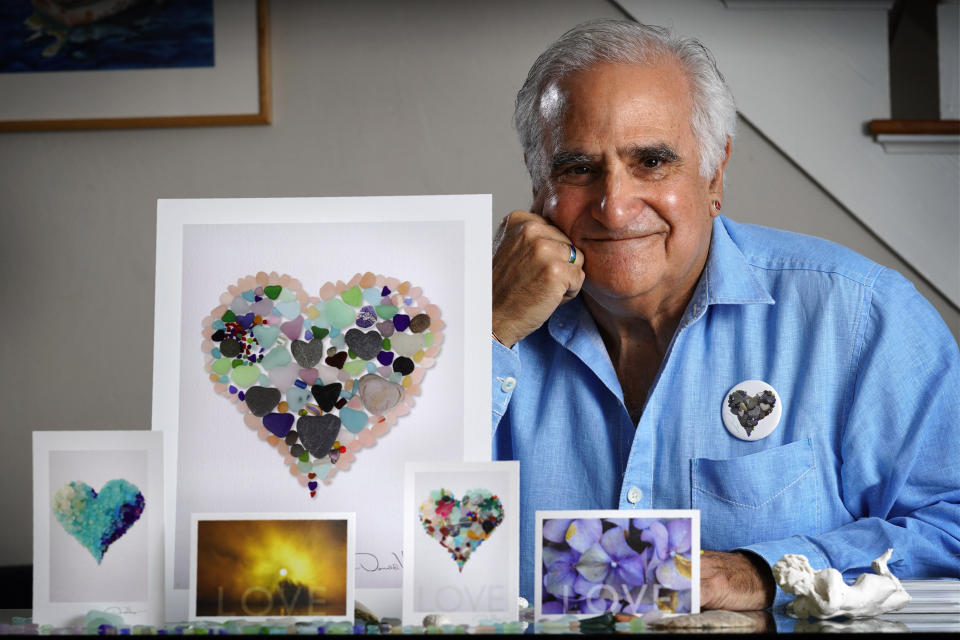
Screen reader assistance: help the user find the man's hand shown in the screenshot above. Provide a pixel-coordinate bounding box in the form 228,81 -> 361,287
701,550 -> 776,611
492,210 -> 585,347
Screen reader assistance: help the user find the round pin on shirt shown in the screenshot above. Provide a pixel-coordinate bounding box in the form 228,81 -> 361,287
722,379 -> 781,441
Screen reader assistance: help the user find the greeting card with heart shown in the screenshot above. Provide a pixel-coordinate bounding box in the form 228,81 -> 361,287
203,271 -> 443,496
155,196 -> 490,620
403,462 -> 519,626
33,430 -> 164,627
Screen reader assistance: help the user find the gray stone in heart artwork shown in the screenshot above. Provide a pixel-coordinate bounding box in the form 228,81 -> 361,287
244,386 -> 281,417
727,389 -> 777,436
345,328 -> 383,361
290,337 -> 324,368
297,414 -> 342,459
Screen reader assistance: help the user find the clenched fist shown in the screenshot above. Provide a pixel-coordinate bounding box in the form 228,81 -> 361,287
492,210 -> 586,348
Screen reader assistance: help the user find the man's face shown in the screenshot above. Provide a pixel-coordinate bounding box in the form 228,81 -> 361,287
537,60 -> 725,307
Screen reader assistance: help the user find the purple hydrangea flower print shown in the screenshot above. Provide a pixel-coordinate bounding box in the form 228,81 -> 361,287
541,516 -> 696,616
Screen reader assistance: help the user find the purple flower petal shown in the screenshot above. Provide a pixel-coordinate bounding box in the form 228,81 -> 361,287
641,521 -> 670,560
543,546 -> 578,567
666,519 -> 692,554
641,546 -> 662,583
541,600 -> 567,615
599,526 -> 634,559
544,560 -> 577,598
566,518 -> 603,552
574,572 -> 604,597
655,557 -> 692,591
574,542 -> 611,583
542,518 -> 573,543
612,553 -> 648,587
631,517 -> 661,530
605,517 -> 630,529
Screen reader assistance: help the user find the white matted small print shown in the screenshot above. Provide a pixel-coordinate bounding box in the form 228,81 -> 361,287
189,513 -> 355,622
402,461 -> 519,626
32,430 -> 164,627
152,196 -> 491,620
535,510 -> 700,619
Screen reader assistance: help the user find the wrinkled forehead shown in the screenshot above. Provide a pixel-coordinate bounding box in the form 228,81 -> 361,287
537,59 -> 695,144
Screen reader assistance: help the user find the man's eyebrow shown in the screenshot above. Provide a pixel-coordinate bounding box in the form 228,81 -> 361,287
626,143 -> 680,163
550,150 -> 598,169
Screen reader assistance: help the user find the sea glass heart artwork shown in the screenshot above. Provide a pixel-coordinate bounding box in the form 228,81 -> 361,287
203,272 -> 444,497
419,488 -> 504,572
51,479 -> 145,564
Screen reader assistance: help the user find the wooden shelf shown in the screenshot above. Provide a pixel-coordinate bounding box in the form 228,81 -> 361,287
868,120 -> 960,153
868,120 -> 960,135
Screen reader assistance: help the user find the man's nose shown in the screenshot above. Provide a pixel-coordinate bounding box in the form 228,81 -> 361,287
595,164 -> 641,230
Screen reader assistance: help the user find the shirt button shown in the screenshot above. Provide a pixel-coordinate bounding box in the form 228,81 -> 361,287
626,486 -> 643,504
501,377 -> 516,392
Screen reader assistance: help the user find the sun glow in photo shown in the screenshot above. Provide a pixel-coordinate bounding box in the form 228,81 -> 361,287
195,519 -> 348,617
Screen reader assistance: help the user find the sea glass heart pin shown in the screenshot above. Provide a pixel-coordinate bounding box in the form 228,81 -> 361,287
722,379 -> 782,441
52,479 -> 145,564
203,272 -> 444,497
419,488 -> 504,572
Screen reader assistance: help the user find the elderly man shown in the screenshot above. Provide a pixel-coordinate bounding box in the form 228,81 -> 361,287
492,20 -> 960,611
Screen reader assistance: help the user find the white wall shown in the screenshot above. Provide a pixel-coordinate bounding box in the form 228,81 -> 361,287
0,0 -> 956,569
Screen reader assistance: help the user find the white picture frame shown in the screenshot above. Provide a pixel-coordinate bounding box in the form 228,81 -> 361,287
534,509 -> 700,619
32,430 -> 164,627
189,512 -> 355,622
402,461 -> 519,626
152,195 -> 491,621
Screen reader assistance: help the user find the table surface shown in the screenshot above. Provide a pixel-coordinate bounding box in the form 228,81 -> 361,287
2,607 -> 959,634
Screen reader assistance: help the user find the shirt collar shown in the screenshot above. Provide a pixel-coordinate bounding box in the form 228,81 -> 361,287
700,215 -> 776,307
549,296 -> 624,403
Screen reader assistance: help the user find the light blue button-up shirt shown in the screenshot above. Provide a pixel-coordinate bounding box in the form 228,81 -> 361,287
492,215 -> 960,603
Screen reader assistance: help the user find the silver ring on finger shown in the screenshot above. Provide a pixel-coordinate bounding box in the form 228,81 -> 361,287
568,243 -> 577,264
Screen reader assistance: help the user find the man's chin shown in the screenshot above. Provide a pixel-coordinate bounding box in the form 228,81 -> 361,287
581,274 -> 661,302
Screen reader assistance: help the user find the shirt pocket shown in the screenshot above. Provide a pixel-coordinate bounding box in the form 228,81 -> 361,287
691,438 -> 819,550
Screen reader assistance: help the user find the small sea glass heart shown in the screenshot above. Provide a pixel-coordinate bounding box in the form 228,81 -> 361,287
51,479 -> 145,564
419,488 -> 504,572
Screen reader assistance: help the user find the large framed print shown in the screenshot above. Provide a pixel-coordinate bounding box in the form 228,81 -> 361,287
32,430 -> 164,627
189,513 -> 355,622
0,0 -> 270,132
153,195 -> 491,620
402,462 -> 519,626
535,510 -> 700,619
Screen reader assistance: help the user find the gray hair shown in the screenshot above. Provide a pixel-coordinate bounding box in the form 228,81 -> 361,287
514,19 -> 737,189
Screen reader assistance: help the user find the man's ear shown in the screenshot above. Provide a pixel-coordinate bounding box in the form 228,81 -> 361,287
525,152 -> 547,215
708,137 -> 732,217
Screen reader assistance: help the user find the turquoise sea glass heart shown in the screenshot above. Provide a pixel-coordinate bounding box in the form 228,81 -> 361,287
51,479 -> 145,564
